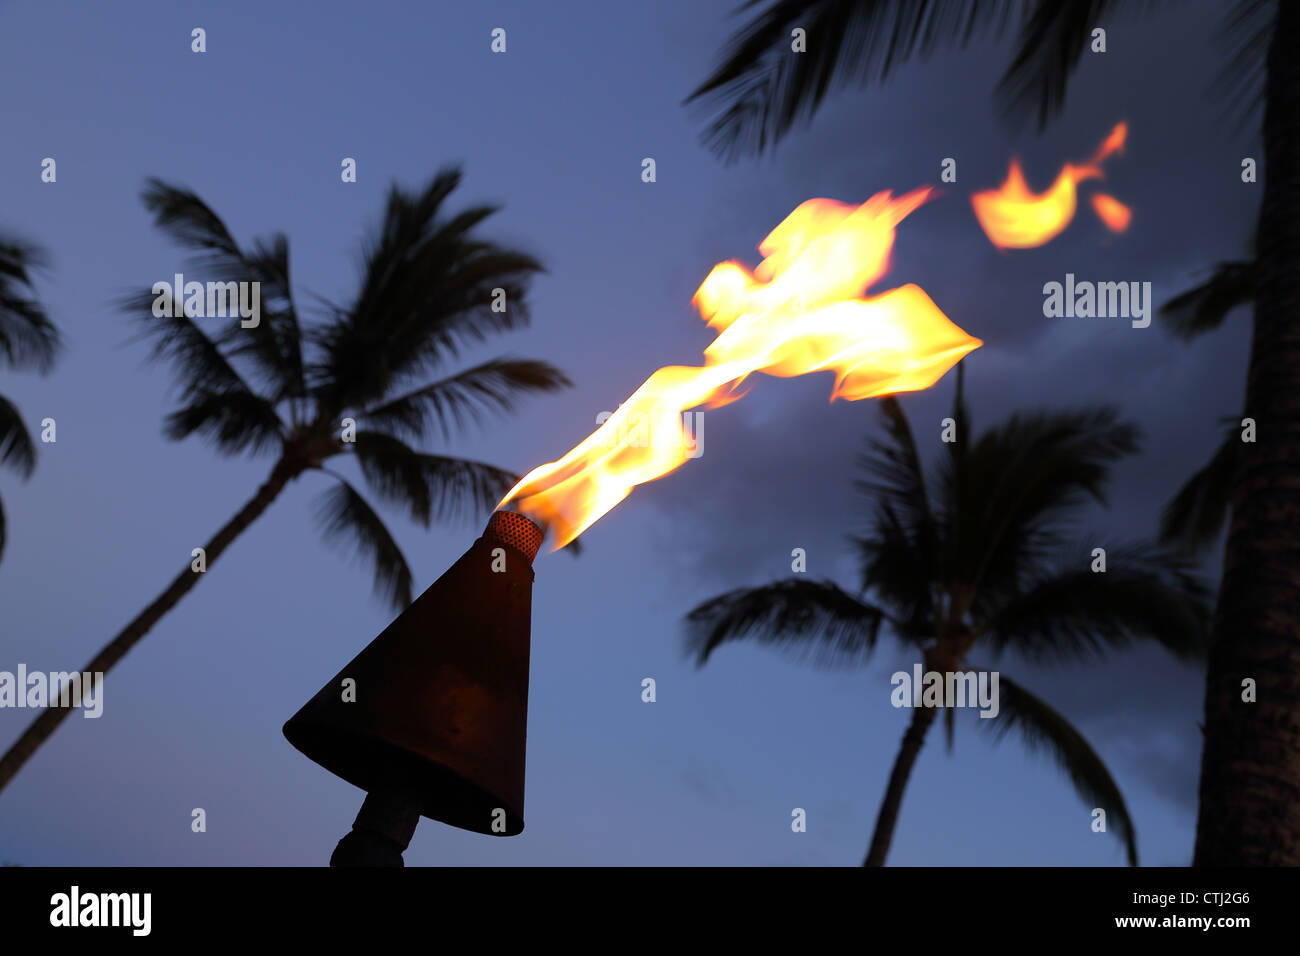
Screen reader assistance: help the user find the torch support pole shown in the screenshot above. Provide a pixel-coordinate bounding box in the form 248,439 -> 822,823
329,790 -> 421,867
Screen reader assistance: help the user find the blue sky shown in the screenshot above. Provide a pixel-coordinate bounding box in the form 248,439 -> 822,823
0,0 -> 1254,865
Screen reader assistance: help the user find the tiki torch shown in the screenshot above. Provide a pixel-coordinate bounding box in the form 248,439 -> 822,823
283,510 -> 543,866
284,184 -> 987,864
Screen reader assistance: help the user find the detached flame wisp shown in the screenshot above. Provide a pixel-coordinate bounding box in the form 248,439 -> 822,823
971,121 -> 1129,249
500,188 -> 982,549
1089,192 -> 1132,232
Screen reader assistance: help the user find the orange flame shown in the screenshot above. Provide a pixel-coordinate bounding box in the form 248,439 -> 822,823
1090,193 -> 1132,232
971,121 -> 1128,249
499,188 -> 982,549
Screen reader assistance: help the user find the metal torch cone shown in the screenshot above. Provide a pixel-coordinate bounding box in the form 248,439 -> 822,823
283,510 -> 543,864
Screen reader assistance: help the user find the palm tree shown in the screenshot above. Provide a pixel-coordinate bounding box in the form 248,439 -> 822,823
0,234 -> 60,563
687,0 -> 1298,867
0,168 -> 573,795
684,365 -> 1211,865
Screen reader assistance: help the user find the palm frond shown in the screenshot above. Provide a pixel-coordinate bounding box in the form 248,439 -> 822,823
0,236 -> 60,373
1158,422 -> 1238,552
853,501 -> 934,642
215,233 -> 308,405
947,357 -> 971,453
1159,260 -> 1254,341
312,475 -> 414,612
118,290 -> 262,406
940,359 -> 970,589
362,358 -> 571,443
162,388 -> 285,455
1210,0 -> 1272,133
359,170 -> 466,310
140,178 -> 248,265
858,395 -> 933,536
684,577 -> 885,667
140,178 -> 254,282
981,541 -> 1212,664
685,0 -> 1017,162
141,181 -> 307,405
0,394 -> 36,479
352,430 -> 520,527
313,170 -> 546,412
979,672 -> 1138,865
327,246 -> 542,405
995,1 -> 1130,130
855,395 -> 939,634
944,405 -> 1140,602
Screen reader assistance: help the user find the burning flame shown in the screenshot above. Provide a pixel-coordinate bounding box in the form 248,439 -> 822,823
1089,193 -> 1132,233
499,188 -> 982,549
971,122 -> 1128,249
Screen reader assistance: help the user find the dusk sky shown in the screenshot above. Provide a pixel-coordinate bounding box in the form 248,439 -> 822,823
0,0 -> 1255,865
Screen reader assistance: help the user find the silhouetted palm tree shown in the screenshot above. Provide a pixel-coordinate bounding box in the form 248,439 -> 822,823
684,366 -> 1211,865
0,234 -> 60,562
688,0 -> 1297,867
0,168 -> 572,794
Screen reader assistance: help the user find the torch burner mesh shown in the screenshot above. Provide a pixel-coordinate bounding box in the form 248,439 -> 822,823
485,510 -> 543,564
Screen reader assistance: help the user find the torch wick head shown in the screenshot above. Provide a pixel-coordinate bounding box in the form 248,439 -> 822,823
484,510 -> 544,565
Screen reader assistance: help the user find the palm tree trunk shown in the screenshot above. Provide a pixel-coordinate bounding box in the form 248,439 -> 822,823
0,458 -> 300,795
864,703 -> 939,866
1194,0 -> 1300,866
